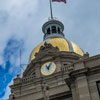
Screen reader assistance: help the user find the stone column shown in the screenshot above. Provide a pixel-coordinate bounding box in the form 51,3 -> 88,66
75,75 -> 91,100
71,83 -> 78,100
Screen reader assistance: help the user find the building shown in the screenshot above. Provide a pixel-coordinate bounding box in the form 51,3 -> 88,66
8,18 -> 100,100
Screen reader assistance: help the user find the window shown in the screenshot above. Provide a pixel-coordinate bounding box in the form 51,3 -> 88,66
97,81 -> 100,96
52,26 -> 56,33
58,27 -> 60,33
47,28 -> 50,34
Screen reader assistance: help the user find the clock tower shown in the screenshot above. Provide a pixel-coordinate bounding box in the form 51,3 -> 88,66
9,18 -> 100,100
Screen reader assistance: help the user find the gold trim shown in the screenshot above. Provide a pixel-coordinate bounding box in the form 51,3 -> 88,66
71,41 -> 84,56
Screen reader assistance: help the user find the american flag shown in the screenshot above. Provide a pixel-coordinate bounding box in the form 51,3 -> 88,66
52,0 -> 67,4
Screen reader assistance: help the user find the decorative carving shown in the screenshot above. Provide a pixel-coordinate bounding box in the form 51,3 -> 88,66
82,52 -> 89,59
40,42 -> 53,50
35,42 -> 59,57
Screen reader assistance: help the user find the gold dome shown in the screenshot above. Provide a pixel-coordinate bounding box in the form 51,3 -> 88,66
30,37 -> 84,61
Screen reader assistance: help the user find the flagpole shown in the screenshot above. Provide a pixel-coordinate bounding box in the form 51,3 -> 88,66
49,0 -> 53,19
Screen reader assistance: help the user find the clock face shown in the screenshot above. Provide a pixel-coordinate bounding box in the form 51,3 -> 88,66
41,62 -> 56,76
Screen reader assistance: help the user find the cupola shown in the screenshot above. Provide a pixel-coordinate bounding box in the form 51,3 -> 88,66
42,19 -> 65,40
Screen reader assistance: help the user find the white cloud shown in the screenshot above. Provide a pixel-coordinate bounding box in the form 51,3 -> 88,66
0,0 -> 39,66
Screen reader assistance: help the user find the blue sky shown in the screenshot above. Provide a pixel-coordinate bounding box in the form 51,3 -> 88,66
0,0 -> 100,99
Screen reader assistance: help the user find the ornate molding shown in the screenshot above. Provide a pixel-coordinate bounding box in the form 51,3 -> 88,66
35,42 -> 59,57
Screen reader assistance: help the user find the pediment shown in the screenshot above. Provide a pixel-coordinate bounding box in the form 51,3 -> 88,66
34,42 -> 59,60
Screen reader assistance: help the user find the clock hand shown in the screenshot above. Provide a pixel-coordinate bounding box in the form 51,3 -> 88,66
49,63 -> 52,67
47,63 -> 52,70
46,65 -> 50,70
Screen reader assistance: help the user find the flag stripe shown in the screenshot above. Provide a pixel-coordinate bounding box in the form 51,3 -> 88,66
52,0 -> 67,3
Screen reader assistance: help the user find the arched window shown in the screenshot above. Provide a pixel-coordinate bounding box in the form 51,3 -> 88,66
47,28 -> 50,34
52,26 -> 56,33
58,27 -> 60,33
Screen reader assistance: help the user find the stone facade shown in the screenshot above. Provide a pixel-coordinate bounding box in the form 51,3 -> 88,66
8,43 -> 100,100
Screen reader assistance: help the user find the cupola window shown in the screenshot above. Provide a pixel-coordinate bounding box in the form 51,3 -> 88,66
52,26 -> 56,33
47,28 -> 50,34
58,27 -> 61,33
